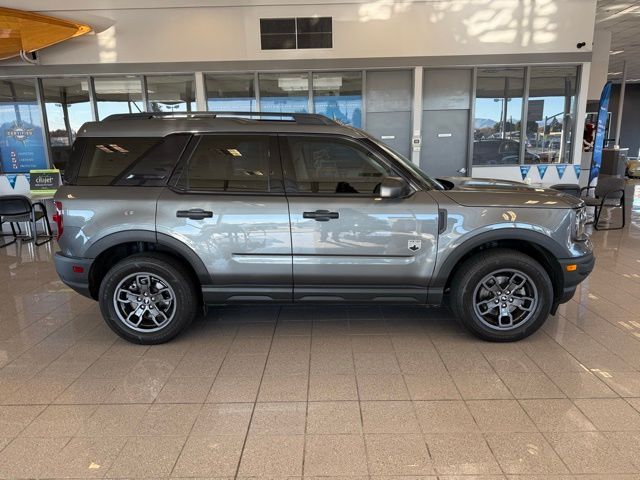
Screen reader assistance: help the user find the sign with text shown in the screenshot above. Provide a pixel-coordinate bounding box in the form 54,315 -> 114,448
0,104 -> 48,173
29,169 -> 61,193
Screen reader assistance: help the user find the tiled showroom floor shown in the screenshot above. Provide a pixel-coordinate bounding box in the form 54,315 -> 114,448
0,182 -> 639,479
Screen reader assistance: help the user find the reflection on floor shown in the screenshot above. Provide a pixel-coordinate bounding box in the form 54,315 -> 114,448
0,181 -> 639,479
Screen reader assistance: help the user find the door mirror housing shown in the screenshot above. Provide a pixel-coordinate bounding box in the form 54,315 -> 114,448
379,177 -> 412,199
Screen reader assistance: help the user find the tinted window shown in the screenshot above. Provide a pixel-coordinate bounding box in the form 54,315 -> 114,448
260,17 -> 332,50
75,137 -> 159,185
296,17 -> 332,49
115,134 -> 190,186
285,136 -> 395,194
260,18 -> 296,50
178,135 -> 272,192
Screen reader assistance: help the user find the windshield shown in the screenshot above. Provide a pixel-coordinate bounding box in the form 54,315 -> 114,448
362,136 -> 444,190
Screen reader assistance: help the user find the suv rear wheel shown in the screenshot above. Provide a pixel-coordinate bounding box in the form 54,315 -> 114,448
450,248 -> 553,341
98,253 -> 199,344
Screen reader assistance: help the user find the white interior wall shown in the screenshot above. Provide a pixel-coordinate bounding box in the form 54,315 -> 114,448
11,0 -> 597,66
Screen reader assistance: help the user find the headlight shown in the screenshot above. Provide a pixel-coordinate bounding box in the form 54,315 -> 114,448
573,207 -> 588,241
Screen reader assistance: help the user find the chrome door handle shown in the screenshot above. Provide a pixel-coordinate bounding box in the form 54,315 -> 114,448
303,210 -> 340,222
176,208 -> 213,220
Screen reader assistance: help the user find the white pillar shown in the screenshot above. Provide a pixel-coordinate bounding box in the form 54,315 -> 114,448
411,67 -> 423,166
587,29 -> 612,100
195,72 -> 207,111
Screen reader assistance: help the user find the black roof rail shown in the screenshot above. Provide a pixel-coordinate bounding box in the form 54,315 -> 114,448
102,111 -> 338,125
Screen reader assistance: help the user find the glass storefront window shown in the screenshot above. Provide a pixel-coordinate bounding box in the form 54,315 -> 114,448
473,68 -> 524,165
313,71 -> 362,127
94,75 -> 144,120
146,74 -> 196,112
205,73 -> 256,112
259,73 -> 309,113
41,78 -> 92,171
0,79 -> 48,173
527,66 -> 578,164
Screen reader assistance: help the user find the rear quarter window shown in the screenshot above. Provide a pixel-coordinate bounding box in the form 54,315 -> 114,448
72,137 -> 160,186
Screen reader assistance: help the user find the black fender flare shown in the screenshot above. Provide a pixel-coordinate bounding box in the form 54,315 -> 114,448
430,228 -> 566,290
84,230 -> 210,285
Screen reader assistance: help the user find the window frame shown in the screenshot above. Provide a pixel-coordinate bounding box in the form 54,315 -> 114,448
278,133 -> 415,197
168,133 -> 284,195
471,64 -> 581,167
259,16 -> 332,50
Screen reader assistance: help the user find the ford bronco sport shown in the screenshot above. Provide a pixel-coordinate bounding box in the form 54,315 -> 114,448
53,112 -> 594,344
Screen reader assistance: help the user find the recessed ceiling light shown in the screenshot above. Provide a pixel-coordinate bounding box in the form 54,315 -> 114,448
610,50 -> 624,55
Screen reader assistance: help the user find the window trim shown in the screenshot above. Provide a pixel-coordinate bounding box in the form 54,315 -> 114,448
278,133 -> 417,197
168,132 -> 284,195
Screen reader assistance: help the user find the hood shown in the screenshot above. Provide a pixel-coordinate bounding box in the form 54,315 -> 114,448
436,176 -> 584,209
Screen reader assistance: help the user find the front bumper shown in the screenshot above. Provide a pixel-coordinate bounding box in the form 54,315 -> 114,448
556,252 -> 595,305
54,252 -> 94,299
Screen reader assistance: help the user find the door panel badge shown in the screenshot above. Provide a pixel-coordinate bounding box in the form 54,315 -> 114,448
408,239 -> 421,252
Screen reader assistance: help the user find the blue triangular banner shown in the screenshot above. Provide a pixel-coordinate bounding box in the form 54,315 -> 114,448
519,165 -> 531,180
6,174 -> 18,189
574,165 -> 581,178
537,164 -> 548,179
24,174 -> 30,184
556,164 -> 567,179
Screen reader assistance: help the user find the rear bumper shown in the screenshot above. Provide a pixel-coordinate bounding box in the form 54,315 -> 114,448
54,252 -> 94,299
556,252 -> 595,305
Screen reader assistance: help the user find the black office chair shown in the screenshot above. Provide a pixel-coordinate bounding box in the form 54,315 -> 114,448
580,176 -> 626,231
0,195 -> 53,247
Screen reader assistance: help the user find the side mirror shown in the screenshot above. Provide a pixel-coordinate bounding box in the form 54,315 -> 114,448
379,176 -> 411,199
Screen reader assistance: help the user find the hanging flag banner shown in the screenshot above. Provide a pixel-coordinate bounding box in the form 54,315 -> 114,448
556,164 -> 567,179
6,174 -> 18,189
537,164 -> 548,179
519,165 -> 531,180
589,81 -> 612,184
574,165 -> 581,179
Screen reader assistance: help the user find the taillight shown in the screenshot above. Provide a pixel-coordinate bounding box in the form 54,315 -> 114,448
53,201 -> 63,240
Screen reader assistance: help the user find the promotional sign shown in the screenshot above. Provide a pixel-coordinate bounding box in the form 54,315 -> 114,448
537,164 -> 548,179
527,100 -> 544,122
556,164 -> 567,179
29,169 -> 61,193
589,81 -> 612,184
0,104 -> 48,173
519,165 -> 531,181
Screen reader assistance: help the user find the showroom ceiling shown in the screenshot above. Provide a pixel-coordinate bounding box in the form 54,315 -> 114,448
597,0 -> 640,81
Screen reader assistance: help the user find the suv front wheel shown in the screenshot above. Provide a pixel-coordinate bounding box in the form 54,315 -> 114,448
450,248 -> 553,341
98,253 -> 199,344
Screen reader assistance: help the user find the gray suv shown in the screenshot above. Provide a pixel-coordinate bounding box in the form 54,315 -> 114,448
53,112 -> 594,344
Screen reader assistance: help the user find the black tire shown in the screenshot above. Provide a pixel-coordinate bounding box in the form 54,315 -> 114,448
98,253 -> 199,344
449,248 -> 553,342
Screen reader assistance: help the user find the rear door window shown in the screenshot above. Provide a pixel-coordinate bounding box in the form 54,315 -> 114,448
74,137 -> 160,186
175,134 -> 276,192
